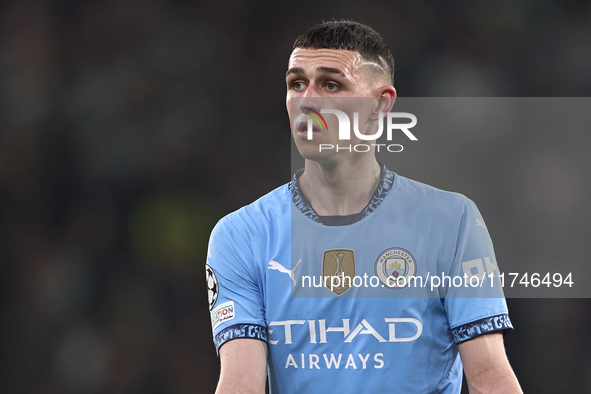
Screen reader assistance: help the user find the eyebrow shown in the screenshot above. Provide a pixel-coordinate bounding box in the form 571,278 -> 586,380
285,66 -> 344,77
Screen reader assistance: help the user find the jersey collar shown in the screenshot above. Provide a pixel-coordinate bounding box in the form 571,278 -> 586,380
290,164 -> 395,225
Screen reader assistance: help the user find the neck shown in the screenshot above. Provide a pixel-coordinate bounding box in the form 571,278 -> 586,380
298,155 -> 381,216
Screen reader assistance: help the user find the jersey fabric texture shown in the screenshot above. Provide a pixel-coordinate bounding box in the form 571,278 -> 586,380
206,165 -> 512,393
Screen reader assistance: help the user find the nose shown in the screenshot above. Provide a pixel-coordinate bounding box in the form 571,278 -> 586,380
299,85 -> 322,114
302,83 -> 320,98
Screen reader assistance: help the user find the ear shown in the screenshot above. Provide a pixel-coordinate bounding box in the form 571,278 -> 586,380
375,85 -> 397,114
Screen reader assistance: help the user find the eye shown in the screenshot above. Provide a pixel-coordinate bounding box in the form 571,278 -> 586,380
325,82 -> 339,91
292,81 -> 306,90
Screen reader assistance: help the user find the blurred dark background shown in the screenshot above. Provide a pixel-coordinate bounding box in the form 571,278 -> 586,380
0,0 -> 590,392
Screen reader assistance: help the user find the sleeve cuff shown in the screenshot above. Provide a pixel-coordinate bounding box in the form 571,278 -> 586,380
214,323 -> 268,353
451,314 -> 513,344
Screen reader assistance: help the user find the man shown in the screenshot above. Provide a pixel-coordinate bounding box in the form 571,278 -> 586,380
206,20 -> 522,393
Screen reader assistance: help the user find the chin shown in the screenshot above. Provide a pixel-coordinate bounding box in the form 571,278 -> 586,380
299,150 -> 338,165
293,138 -> 341,164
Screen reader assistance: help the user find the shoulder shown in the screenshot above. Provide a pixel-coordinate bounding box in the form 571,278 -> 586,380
392,174 -> 475,218
212,183 -> 291,238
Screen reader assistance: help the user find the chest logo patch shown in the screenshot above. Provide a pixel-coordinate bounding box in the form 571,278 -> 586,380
375,248 -> 417,289
322,249 -> 356,295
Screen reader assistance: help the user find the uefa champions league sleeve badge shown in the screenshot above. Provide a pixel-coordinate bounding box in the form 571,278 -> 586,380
206,264 -> 219,310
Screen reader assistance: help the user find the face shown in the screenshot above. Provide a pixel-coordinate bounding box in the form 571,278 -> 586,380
286,48 -> 394,162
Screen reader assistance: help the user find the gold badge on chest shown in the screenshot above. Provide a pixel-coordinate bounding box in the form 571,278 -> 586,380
322,249 -> 356,295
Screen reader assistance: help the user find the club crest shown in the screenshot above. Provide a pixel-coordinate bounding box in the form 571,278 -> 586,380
375,248 -> 416,289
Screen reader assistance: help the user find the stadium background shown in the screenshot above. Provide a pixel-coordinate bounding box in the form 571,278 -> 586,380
0,0 -> 590,392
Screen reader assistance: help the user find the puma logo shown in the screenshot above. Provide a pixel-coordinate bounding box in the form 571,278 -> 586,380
268,259 -> 302,286
475,218 -> 489,234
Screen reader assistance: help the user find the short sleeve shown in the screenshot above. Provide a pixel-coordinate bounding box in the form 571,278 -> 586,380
206,216 -> 267,353
443,198 -> 513,344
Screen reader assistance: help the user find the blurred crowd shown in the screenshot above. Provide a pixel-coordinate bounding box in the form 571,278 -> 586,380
0,0 -> 590,393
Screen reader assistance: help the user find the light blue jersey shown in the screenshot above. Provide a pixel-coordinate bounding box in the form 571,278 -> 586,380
206,165 -> 512,393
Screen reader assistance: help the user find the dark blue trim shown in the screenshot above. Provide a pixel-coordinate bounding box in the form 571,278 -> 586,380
451,314 -> 513,344
214,323 -> 268,352
291,163 -> 395,225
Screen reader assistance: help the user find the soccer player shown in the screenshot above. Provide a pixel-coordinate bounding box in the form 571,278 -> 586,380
206,20 -> 522,393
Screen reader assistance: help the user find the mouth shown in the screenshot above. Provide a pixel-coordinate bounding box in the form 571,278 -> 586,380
296,120 -> 321,133
294,113 -> 322,138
